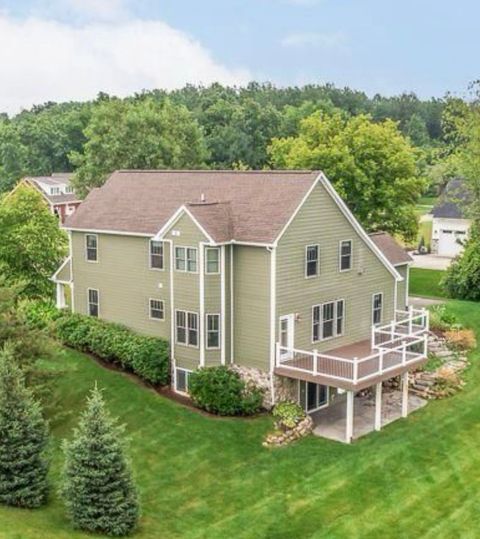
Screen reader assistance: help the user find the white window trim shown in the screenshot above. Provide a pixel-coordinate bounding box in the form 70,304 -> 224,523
149,239 -> 165,271
175,309 -> 199,348
205,247 -> 220,275
312,299 -> 345,343
298,381 -> 330,414
372,292 -> 383,326
174,367 -> 193,395
85,233 -> 98,263
149,298 -> 165,321
305,244 -> 319,279
339,239 -> 353,273
174,246 -> 198,274
87,288 -> 99,317
205,313 -> 221,350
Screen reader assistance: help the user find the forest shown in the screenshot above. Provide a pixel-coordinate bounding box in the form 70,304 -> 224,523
0,82 -> 472,241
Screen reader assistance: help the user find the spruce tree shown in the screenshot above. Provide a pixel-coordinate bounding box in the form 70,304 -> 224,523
61,386 -> 140,536
0,344 -> 49,508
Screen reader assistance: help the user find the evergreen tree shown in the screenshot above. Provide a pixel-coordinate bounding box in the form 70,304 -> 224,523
61,387 -> 139,536
0,343 -> 49,508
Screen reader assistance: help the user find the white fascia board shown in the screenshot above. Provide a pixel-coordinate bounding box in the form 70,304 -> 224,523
64,227 -> 153,238
319,173 -> 402,281
272,173 -> 322,247
153,205 -> 216,244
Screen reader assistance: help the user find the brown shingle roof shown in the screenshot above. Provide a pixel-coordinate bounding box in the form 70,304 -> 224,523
65,170 -> 320,243
368,232 -> 412,266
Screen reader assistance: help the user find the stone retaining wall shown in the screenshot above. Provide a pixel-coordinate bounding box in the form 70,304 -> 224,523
263,415 -> 314,447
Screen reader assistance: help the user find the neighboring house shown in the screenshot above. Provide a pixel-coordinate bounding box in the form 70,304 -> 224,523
53,170 -> 428,443
20,173 -> 82,224
431,178 -> 472,257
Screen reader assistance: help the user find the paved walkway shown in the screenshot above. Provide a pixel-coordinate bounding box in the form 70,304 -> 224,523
409,252 -> 451,270
311,391 -> 427,443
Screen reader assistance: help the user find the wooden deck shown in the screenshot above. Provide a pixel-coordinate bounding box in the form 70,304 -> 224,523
275,336 -> 428,391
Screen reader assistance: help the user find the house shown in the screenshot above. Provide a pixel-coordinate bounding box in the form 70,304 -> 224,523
20,173 -> 82,224
431,178 -> 472,257
53,170 -> 428,443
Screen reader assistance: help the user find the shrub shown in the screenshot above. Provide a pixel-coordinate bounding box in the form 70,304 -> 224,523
55,313 -> 169,385
442,232 -> 480,301
61,387 -> 139,536
17,298 -> 65,332
188,366 -> 263,416
429,304 -> 461,332
445,329 -> 477,351
272,401 -> 305,430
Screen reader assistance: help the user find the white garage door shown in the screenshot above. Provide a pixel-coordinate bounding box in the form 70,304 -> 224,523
438,229 -> 465,257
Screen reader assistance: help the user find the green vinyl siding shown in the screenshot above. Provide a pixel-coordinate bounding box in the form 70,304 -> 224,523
396,264 -> 409,311
233,246 -> 270,371
71,232 -> 171,339
276,182 -> 397,354
165,212 -> 206,371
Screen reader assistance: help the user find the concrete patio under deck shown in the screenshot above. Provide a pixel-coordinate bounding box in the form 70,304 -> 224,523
311,391 -> 427,443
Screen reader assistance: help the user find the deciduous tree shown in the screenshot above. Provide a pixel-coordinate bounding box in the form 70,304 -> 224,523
269,111 -> 424,240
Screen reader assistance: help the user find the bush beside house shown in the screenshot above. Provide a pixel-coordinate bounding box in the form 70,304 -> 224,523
188,366 -> 264,416
55,313 -> 170,385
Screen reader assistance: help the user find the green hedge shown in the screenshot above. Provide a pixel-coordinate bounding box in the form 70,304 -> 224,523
17,298 -> 65,331
188,366 -> 263,416
55,313 -> 169,385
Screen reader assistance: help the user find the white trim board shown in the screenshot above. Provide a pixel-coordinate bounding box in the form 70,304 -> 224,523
153,205 -> 215,244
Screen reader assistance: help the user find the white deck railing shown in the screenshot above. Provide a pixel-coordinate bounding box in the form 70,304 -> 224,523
276,308 -> 429,386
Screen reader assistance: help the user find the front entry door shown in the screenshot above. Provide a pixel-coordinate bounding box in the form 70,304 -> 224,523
279,314 -> 294,359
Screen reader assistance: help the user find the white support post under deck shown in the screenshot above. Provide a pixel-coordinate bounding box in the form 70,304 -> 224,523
346,390 -> 354,444
401,372 -> 409,418
375,382 -> 382,431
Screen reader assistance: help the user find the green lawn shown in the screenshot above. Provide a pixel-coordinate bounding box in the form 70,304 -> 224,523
2,301 -> 480,538
410,268 -> 446,299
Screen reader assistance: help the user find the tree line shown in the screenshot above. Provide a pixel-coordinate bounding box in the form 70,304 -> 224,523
0,82 -> 469,241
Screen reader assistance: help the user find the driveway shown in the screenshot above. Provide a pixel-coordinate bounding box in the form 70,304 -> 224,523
409,252 -> 452,271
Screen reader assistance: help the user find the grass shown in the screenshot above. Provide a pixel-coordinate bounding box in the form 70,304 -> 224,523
2,301 -> 480,538
410,268 -> 447,299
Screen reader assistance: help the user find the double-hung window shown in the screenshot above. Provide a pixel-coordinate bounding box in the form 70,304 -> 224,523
150,240 -> 164,270
176,310 -> 198,346
175,247 -> 197,272
149,299 -> 164,320
205,247 -> 220,274
372,293 -> 383,325
312,299 -> 345,342
85,234 -> 98,262
305,245 -> 319,277
206,314 -> 220,349
87,289 -> 99,317
339,240 -> 352,271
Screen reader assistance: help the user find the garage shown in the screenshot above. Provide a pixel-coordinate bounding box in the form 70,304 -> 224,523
431,179 -> 472,258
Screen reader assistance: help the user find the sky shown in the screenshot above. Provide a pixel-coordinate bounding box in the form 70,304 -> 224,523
0,0 -> 478,114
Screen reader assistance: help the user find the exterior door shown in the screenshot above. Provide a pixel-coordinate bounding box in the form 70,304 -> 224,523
279,314 -> 294,359
299,381 -> 329,413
